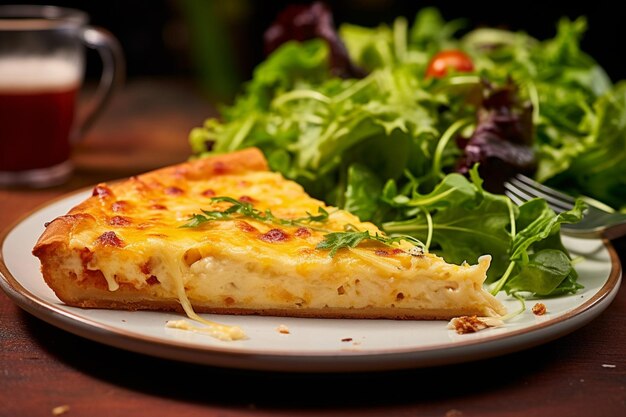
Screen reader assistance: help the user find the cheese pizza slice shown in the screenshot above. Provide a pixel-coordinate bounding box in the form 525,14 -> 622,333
32,147 -> 506,340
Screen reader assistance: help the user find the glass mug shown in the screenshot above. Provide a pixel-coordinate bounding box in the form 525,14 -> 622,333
0,5 -> 124,188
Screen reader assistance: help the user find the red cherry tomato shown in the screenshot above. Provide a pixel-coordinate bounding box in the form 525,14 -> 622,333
425,50 -> 475,78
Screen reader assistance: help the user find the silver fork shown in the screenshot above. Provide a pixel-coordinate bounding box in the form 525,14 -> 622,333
504,174 -> 626,239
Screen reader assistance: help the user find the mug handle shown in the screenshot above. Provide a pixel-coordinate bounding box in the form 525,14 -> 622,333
71,26 -> 125,143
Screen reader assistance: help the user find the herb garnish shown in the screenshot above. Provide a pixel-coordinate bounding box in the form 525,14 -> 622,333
316,230 -> 425,257
183,196 -> 424,257
181,196 -> 329,228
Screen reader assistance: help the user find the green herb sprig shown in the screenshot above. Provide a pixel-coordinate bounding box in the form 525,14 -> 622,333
316,230 -> 425,257
181,196 -> 329,228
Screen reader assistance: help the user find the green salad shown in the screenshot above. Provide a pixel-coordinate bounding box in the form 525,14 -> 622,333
187,5 -> 623,301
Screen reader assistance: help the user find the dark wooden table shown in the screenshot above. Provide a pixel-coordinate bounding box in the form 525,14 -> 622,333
1,78 -> 625,417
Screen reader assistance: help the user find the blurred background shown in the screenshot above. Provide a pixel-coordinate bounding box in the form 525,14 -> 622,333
4,0 -> 621,104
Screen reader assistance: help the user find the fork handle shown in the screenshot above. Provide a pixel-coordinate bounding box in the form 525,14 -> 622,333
561,221 -> 626,240
560,229 -> 605,239
602,222 -> 626,240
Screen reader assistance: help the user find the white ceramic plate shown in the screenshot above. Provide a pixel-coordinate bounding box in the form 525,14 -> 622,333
0,189 -> 622,372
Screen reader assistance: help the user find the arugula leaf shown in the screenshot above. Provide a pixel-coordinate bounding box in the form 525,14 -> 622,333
504,249 -> 581,296
488,197 -> 586,296
509,197 -> 586,262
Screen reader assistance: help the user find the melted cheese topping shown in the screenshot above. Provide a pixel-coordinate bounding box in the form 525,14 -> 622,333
61,160 -> 504,340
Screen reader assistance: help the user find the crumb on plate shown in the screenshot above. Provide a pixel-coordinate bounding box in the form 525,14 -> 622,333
532,303 -> 547,316
447,315 -> 503,334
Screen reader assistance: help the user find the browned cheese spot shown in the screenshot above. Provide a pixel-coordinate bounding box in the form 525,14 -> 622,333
164,186 -> 184,195
92,184 -> 113,198
95,231 -> 125,247
111,200 -> 130,212
108,216 -> 131,226
294,227 -> 311,238
259,228 -> 290,243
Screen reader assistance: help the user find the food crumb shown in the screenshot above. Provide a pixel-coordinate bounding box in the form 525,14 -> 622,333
448,316 -> 487,334
447,316 -> 503,334
277,324 -> 290,334
532,303 -> 547,315
341,337 -> 353,342
52,405 -> 70,416
602,364 -> 617,368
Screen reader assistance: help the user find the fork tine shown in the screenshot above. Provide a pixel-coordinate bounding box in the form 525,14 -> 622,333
507,181 -> 572,213
513,175 -> 577,205
504,180 -> 570,213
503,181 -> 570,213
503,183 -> 531,207
505,175 -> 575,213
504,175 -> 626,239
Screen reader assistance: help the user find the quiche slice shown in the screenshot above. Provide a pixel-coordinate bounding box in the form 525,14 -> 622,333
32,147 -> 506,340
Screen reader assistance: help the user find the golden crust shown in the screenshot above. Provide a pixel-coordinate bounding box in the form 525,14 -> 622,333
33,214 -> 92,258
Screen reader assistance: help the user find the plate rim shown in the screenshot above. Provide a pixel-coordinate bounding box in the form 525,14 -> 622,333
0,188 -> 622,373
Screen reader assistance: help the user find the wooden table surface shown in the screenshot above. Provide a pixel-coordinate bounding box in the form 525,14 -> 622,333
1,78 -> 625,417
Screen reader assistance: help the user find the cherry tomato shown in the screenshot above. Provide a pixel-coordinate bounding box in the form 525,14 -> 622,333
425,50 -> 475,78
